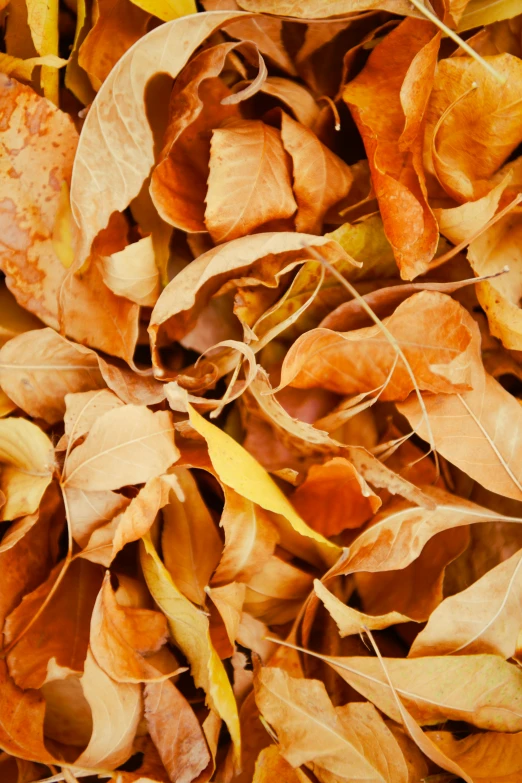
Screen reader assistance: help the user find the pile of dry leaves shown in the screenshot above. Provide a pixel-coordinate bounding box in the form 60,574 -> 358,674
2,0 -> 522,780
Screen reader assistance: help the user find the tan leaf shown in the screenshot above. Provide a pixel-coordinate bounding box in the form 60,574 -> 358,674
145,678 -> 211,783
430,729 -> 522,783
205,119 -> 297,244
236,0 -> 421,17
101,235 -> 160,307
343,20 -> 440,279
255,665 -> 409,783
0,417 -> 54,521
212,487 -> 279,585
410,547 -> 522,658
207,582 -> 246,658
280,112 -> 352,234
64,486 -> 130,547
280,291 -> 475,400
260,77 -> 319,127
162,467 -> 222,605
75,649 -> 142,769
398,319 -> 522,501
314,580 -> 413,637
70,10 -> 246,264
90,572 -> 170,682
252,745 -> 309,782
81,475 -> 176,566
244,554 -> 314,625
63,405 -> 179,491
325,654 -> 522,731
149,42 -> 243,232
149,233 -> 344,368
0,329 -> 105,424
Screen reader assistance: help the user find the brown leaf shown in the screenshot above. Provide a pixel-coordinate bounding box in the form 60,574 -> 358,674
145,678 -> 211,783
90,572 -> 170,682
398,319 -> 522,501
343,20 -> 440,279
252,745 -> 310,782
291,457 -> 381,536
150,42 -> 242,232
236,0 -> 421,17
205,119 -> 297,243
280,291 -> 475,400
430,729 -> 522,783
325,653 -> 522,731
75,648 -> 142,769
4,559 -> 104,689
280,112 -> 352,234
410,547 -> 522,658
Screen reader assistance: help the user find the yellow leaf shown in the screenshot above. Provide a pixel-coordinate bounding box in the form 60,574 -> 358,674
129,0 -> 197,22
52,182 -> 76,270
188,404 -> 340,567
26,0 -> 60,103
140,534 -> 241,763
0,53 -> 66,81
0,417 -> 54,520
457,0 -> 522,30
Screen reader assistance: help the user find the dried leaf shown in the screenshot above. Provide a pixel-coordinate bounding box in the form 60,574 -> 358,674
0,328 -> 105,424
63,405 -> 179,491
0,417 -> 54,521
343,20 -> 440,279
101,235 -> 160,307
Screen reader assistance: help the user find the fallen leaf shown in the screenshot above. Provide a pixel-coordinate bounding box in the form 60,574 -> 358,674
75,648 -> 142,769
280,111 -> 352,235
140,533 -> 241,763
255,664 -> 409,783
101,235 -> 160,307
343,20 -> 440,279
424,54 -> 522,201
325,653 -> 522,731
205,119 -> 297,243
280,291 -> 475,400
430,729 -> 522,782
70,10 -> 246,265
0,417 -> 54,520
410,546 -> 522,658
0,328 -> 105,424
63,405 -> 179,491
144,678 -> 211,783
252,745 -> 310,782
4,559 -> 104,689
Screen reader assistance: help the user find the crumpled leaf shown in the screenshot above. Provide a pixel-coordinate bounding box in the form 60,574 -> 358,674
280,111 -> 353,235
70,9 -> 246,265
424,54 -> 522,202
343,20 -> 440,279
